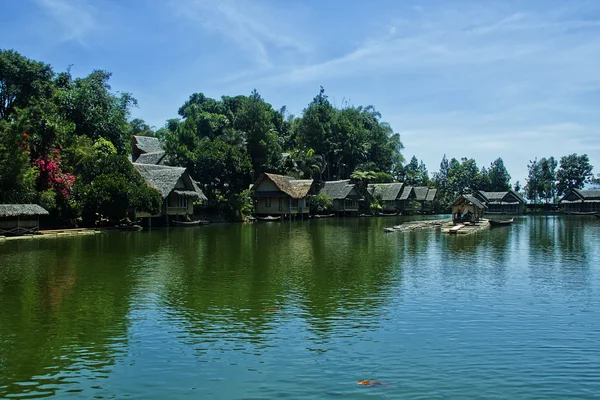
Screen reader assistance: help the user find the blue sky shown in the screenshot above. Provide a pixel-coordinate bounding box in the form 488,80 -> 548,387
2,0 -> 600,183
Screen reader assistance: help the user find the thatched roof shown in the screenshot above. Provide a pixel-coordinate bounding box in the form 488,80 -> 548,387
0,204 -> 49,218
426,188 -> 437,202
576,189 -> 600,199
413,186 -> 430,201
256,173 -> 313,199
479,190 -> 525,204
453,194 -> 487,209
133,136 -> 163,154
367,183 -> 403,201
136,151 -> 166,165
320,180 -> 363,200
560,189 -> 600,204
399,186 -> 414,200
133,163 -> 206,200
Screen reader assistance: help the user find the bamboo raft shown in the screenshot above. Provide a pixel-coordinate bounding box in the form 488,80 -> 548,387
441,219 -> 491,235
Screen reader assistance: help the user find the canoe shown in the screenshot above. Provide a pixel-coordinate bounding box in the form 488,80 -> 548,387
568,211 -> 598,215
313,213 -> 335,219
117,224 -> 143,231
256,216 -> 281,221
489,218 -> 514,227
172,220 -> 209,226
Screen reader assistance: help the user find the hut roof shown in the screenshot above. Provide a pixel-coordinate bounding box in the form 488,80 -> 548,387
133,163 -> 205,200
576,189 -> 600,199
413,186 -> 430,201
257,173 -> 313,199
426,188 -> 438,202
479,190 -> 526,204
367,183 -> 404,201
135,151 -> 166,165
399,186 -> 414,200
452,194 -> 487,209
133,136 -> 163,154
320,180 -> 363,200
0,204 -> 49,218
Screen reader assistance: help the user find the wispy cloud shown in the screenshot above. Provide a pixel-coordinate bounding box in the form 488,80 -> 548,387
170,0 -> 310,68
35,0 -> 97,45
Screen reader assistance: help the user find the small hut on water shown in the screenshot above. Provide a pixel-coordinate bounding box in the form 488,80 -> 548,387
317,180 -> 364,215
451,195 -> 486,223
0,205 -> 49,236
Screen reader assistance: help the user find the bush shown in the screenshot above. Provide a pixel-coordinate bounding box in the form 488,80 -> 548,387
309,193 -> 332,213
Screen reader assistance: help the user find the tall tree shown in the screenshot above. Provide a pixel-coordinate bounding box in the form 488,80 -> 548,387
556,153 -> 594,195
487,157 -> 511,191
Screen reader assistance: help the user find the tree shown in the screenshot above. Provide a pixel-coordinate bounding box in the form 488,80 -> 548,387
447,157 -> 480,195
129,118 -> 155,137
0,49 -> 54,120
556,153 -> 594,195
487,158 -> 511,191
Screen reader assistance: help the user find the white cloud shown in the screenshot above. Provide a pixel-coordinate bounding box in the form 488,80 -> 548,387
170,0 -> 310,67
35,0 -> 97,45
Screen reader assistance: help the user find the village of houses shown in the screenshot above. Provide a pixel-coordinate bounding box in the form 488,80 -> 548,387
1,135 -> 599,237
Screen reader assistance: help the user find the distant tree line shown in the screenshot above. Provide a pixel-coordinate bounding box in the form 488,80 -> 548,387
0,49 -> 597,224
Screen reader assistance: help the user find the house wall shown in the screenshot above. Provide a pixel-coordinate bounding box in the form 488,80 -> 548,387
487,203 -> 524,214
331,199 -> 359,212
255,196 -> 308,215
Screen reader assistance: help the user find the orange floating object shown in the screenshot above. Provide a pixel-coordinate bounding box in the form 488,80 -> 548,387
357,380 -> 384,386
263,307 -> 281,311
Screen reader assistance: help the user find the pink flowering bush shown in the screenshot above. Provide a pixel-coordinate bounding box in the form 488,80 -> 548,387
33,149 -> 75,202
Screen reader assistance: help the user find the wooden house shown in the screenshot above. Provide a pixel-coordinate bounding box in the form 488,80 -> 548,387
0,204 -> 49,236
251,173 -> 313,218
367,183 -> 404,213
318,180 -> 364,214
133,163 -> 207,223
559,189 -> 600,214
131,135 -> 166,165
474,190 -> 525,214
451,195 -> 486,223
399,186 -> 437,214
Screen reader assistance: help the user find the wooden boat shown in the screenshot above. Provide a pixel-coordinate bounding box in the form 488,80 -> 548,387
568,211 -> 599,215
379,211 -> 399,216
117,224 -> 142,231
172,219 -> 209,226
256,215 -> 281,221
488,218 -> 514,227
313,213 -> 335,219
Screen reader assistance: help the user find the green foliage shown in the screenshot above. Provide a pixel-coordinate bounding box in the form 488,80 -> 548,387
556,153 -> 594,196
525,157 -> 557,203
403,156 -> 429,186
309,193 -> 333,213
79,152 -> 161,222
486,158 -> 511,191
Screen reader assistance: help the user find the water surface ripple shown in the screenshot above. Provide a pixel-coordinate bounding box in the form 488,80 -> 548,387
0,215 -> 599,399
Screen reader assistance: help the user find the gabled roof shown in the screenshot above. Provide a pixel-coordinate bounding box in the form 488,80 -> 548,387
479,190 -> 525,204
136,151 -> 166,165
133,163 -> 205,200
452,194 -> 487,209
133,136 -> 163,154
575,189 -> 600,199
367,183 -> 404,201
413,186 -> 430,201
254,173 -> 313,199
560,188 -> 600,203
319,180 -> 363,200
0,204 -> 49,218
425,188 -> 437,202
399,186 -> 414,200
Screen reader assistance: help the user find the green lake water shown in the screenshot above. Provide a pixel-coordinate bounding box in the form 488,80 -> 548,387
1,215 -> 599,399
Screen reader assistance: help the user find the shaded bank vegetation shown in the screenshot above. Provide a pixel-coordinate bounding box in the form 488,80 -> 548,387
0,49 -> 597,224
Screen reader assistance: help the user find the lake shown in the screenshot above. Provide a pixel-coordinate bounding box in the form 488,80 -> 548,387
1,215 -> 599,399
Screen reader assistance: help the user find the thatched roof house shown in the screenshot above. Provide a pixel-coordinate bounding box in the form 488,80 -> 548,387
0,204 -> 49,236
367,183 -> 404,212
452,194 -> 486,223
252,173 -> 313,217
318,180 -> 364,212
133,163 -> 206,217
131,136 -> 166,165
559,189 -> 600,214
474,190 -> 525,214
